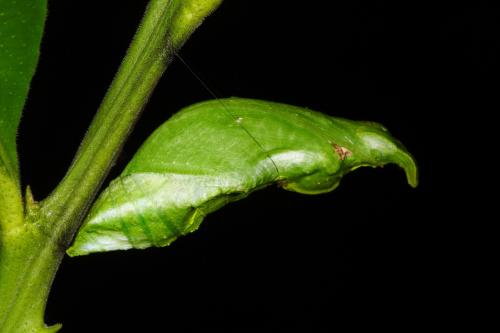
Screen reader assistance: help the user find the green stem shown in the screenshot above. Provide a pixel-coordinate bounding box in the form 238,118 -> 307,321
0,1 -> 222,332
43,0 -> 223,246
0,228 -> 62,333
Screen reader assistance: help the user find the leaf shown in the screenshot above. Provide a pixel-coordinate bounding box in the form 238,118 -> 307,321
68,98 -> 417,256
0,0 -> 47,228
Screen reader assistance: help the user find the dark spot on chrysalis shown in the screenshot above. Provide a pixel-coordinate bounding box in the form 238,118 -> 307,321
332,143 -> 352,160
277,180 -> 288,188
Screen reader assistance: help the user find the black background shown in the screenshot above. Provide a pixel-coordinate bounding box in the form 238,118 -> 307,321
17,0 -> 490,331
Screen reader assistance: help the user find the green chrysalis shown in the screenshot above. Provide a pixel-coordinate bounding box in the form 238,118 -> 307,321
68,98 -> 417,256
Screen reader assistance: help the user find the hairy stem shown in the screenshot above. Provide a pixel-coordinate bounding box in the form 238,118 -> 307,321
0,1 -> 222,332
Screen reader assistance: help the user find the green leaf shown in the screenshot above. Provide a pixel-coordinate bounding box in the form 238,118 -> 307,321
0,0 -> 47,228
68,98 -> 417,256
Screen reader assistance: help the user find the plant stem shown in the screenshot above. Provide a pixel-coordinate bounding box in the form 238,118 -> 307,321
0,1 -> 222,331
43,0 -> 223,248
0,228 -> 62,333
